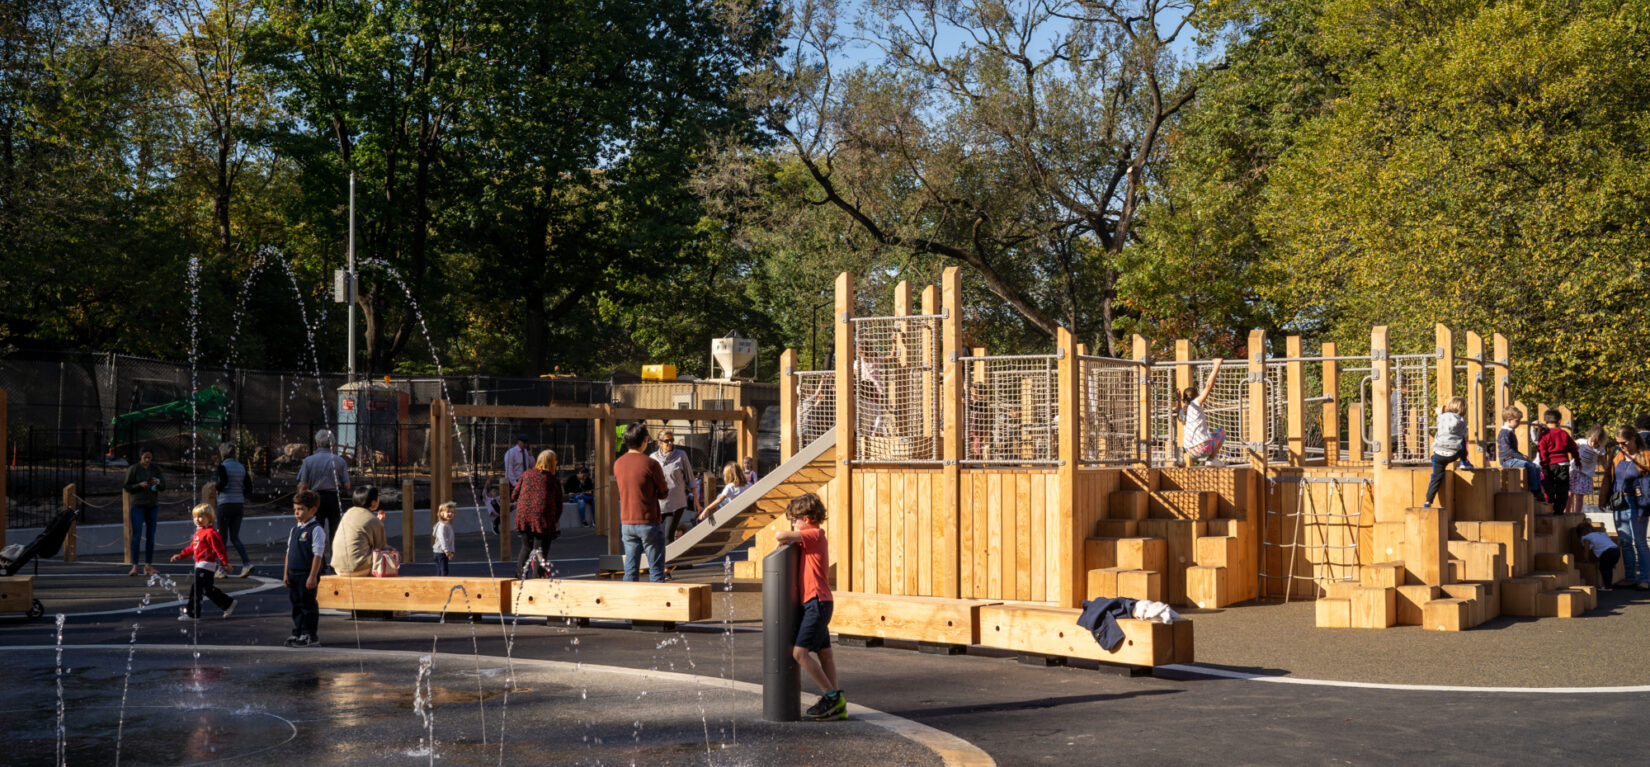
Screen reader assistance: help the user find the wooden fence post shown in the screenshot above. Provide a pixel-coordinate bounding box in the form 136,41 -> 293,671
62,484 -> 77,562
1056,327 -> 1080,607
1493,333 -> 1510,442
1248,330 -> 1268,471
1371,326 -> 1392,468
1437,324 -> 1456,410
780,349 -> 798,462
1322,342 -> 1340,465
1286,335 -> 1304,466
1174,340 -> 1192,463
1465,331 -> 1485,461
1133,334 -> 1152,467
833,271 -> 857,592
123,490 -> 133,565
402,479 -> 416,564
939,268 -> 962,599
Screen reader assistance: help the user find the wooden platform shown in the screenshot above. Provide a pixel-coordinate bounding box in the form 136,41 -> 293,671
317,576 -> 513,615
832,592 -> 1000,646
977,604 -> 1193,667
512,579 -> 711,622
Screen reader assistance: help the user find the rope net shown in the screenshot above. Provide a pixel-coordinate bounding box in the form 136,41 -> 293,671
962,355 -> 1059,464
1390,356 -> 1435,464
1078,356 -> 1142,464
1195,363 -> 1253,465
794,370 -> 836,448
852,316 -> 942,461
1149,366 -> 1177,465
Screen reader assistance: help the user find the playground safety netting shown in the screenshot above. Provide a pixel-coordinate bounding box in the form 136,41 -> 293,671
1390,354 -> 1435,464
1149,366 -> 1177,464
851,315 -> 942,462
961,354 -> 1060,465
794,370 -> 836,448
1078,356 -> 1143,464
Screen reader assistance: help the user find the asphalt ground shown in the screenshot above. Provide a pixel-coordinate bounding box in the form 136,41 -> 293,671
10,524 -> 1650,765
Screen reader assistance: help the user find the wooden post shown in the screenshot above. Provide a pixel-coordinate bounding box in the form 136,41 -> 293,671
1133,334 -> 1152,467
499,473 -> 512,562
939,268 -> 963,598
1558,405 -> 1574,433
1465,332 -> 1485,461
1057,327 -> 1081,607
1514,400 -> 1532,457
62,484 -> 77,562
833,271 -> 857,591
430,400 -> 451,514
1436,324 -> 1455,410
1286,335 -> 1304,466
402,479 -> 416,564
1492,333 -> 1510,437
1348,404 -> 1365,462
1248,330 -> 1268,471
1174,340 -> 1192,462
1322,342 -> 1340,466
893,281 -> 912,452
922,285 -> 940,458
780,349 -> 799,461
1371,327 -> 1392,467
741,406 -> 758,466
596,405 -> 618,555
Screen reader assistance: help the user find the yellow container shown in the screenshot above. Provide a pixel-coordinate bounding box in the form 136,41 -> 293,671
642,364 -> 677,381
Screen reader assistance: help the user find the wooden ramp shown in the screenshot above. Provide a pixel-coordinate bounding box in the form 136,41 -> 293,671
663,426 -> 838,569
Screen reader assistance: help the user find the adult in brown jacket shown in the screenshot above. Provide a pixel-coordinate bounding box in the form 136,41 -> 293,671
512,449 -> 564,578
614,423 -> 669,581
331,485 -> 388,576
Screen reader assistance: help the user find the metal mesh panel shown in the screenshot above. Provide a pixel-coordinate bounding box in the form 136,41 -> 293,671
1266,363 -> 1287,461
1149,365 -> 1177,465
1390,355 -> 1435,464
962,355 -> 1059,464
852,315 -> 942,461
1079,356 -> 1142,464
1194,363 -> 1252,465
794,370 -> 836,448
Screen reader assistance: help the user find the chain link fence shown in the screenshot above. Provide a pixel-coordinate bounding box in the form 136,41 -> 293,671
794,370 -> 836,448
1079,356 -> 1143,465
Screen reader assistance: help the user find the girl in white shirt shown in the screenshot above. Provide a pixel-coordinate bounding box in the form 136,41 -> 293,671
698,463 -> 750,523
432,502 -> 457,576
1178,358 -> 1226,466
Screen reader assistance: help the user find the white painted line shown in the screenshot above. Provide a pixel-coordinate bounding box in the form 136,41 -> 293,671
23,644 -> 997,767
1158,663 -> 1650,694
53,577 -> 285,618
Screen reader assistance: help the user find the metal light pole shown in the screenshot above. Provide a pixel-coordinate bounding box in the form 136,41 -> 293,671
347,172 -> 357,381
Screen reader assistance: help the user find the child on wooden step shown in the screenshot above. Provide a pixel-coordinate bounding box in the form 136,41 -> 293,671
1178,358 -> 1226,467
1537,410 -> 1580,513
1424,396 -> 1473,508
1576,521 -> 1620,591
432,501 -> 456,576
1571,425 -> 1603,515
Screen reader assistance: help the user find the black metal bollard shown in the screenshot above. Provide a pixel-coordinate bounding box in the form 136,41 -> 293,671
762,543 -> 801,721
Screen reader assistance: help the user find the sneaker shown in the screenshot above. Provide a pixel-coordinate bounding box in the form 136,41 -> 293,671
222,601 -> 237,619
238,566 -> 255,579
283,635 -> 301,647
1422,502 -> 1431,508
826,691 -> 848,720
299,634 -> 321,647
805,693 -> 836,718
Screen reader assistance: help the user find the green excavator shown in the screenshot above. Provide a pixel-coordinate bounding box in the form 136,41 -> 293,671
107,384 -> 230,456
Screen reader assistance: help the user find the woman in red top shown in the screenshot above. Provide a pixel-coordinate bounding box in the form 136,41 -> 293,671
511,449 -> 564,578
172,504 -> 237,619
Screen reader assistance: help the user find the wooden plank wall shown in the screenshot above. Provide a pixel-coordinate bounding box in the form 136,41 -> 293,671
947,468 -> 1063,602
850,468 -> 945,596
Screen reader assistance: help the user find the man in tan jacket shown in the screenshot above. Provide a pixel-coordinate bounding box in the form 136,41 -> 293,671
331,485 -> 388,576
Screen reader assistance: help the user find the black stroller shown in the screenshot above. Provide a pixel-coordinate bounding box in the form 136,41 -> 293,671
3,506 -> 81,577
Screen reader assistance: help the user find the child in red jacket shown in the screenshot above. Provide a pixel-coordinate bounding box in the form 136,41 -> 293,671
172,504 -> 237,620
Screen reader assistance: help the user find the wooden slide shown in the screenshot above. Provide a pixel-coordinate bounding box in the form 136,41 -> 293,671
663,426 -> 838,569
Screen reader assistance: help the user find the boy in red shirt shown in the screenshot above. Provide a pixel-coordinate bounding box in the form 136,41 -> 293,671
776,492 -> 844,720
1536,409 -> 1580,513
172,504 -> 237,619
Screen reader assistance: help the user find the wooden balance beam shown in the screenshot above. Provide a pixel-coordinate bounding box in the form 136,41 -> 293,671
832,592 -> 1002,650
977,604 -> 1193,668
512,579 -> 711,625
317,576 -> 514,615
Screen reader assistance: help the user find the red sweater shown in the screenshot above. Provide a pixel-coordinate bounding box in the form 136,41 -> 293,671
178,527 -> 229,566
1537,428 -> 1578,466
613,451 -> 668,525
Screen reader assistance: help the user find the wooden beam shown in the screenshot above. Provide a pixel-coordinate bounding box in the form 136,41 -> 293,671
922,284 -> 940,465
1436,324 -> 1455,410
1321,342 -> 1340,466
431,399 -> 451,514
596,405 -> 618,555
514,579 -> 711,621
1248,330 -> 1268,473
62,484 -> 76,562
1371,327 -> 1392,466
939,267 -> 963,598
1348,404 -> 1365,462
1465,331 -> 1485,462
402,479 -> 416,564
319,576 -> 513,615
780,348 -> 799,461
833,271 -> 856,592
1174,340 -> 1191,462
1286,335 -> 1304,466
1133,334 -> 1152,467
1057,327 -> 1081,607
1492,333 -> 1510,435
449,404 -> 752,422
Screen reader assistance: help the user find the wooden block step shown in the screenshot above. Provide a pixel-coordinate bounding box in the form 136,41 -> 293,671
1441,583 -> 1488,627
1451,520 -> 1481,541
1537,590 -> 1584,618
978,604 -> 1194,666
1095,519 -> 1139,538
514,579 -> 711,622
1424,598 -> 1472,631
1534,516 -> 1555,536
1148,490 -> 1217,521
1534,553 -> 1574,572
1117,537 -> 1168,572
1205,519 -> 1237,537
1195,535 -> 1239,569
318,576 -> 514,615
1316,598 -> 1351,629
1449,469 -> 1500,522
1565,585 -> 1598,612
1404,506 -> 1450,586
1501,576 -> 1545,616
1447,540 -> 1505,583
1323,580 -> 1362,600
0,576 -> 34,613
1086,568 -> 1164,603
1107,491 -> 1149,520
1396,584 -> 1440,625
1533,569 -> 1581,589
1084,537 -> 1120,572
1362,562 -> 1404,589
1374,521 -> 1407,562
1466,580 -> 1501,620
1186,566 -> 1231,609
830,592 -> 1001,645
1137,519 -> 1206,605
1478,521 -> 1525,578
1352,586 -> 1397,629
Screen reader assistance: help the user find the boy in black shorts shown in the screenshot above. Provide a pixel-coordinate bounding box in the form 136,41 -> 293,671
776,492 -> 844,720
